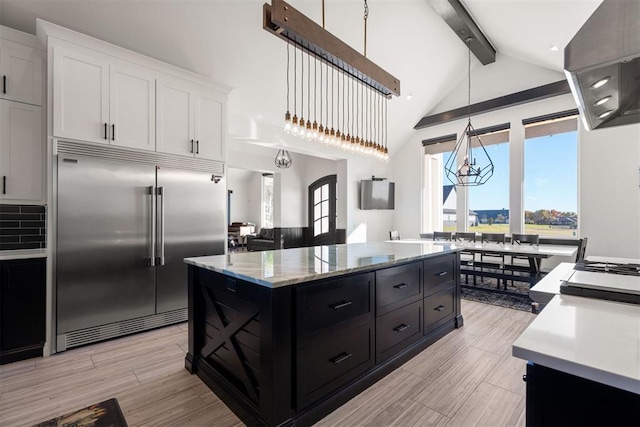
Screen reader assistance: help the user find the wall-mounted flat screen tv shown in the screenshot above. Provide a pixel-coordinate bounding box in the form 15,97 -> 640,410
359,179 -> 395,210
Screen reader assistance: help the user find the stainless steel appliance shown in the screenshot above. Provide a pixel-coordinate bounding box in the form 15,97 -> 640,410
564,0 -> 640,130
55,141 -> 225,351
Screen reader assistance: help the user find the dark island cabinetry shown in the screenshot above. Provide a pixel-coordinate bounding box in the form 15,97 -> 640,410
0,257 -> 46,365
186,251 -> 462,426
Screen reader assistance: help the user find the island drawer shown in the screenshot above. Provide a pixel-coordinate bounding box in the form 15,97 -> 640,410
296,272 -> 374,339
376,261 -> 422,316
376,300 -> 422,362
297,321 -> 374,409
424,286 -> 454,334
424,254 -> 456,296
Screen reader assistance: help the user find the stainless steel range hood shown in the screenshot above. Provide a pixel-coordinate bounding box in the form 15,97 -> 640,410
564,0 -> 640,131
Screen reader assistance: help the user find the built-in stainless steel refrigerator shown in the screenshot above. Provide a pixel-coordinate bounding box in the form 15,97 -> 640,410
55,141 -> 225,351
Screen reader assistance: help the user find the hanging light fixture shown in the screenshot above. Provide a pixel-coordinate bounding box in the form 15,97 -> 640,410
274,149 -> 293,168
444,37 -> 494,186
266,0 -> 395,161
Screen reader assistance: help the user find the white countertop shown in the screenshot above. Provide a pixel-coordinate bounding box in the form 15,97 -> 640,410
512,294 -> 640,394
529,262 -> 575,305
185,242 -> 459,288
0,248 -> 47,261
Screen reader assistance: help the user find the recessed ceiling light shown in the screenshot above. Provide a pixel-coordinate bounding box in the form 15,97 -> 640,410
594,96 -> 611,106
549,45 -> 559,52
598,110 -> 613,119
406,94 -> 413,100
590,77 -> 610,89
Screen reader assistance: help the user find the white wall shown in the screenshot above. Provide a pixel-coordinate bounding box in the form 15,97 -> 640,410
579,122 -> 640,258
228,143 -> 339,228
344,155 -> 394,243
227,167 -> 262,228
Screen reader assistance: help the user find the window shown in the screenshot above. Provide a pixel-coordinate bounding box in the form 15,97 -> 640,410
524,115 -> 578,237
468,127 -> 510,233
262,174 -> 274,228
423,134 -> 456,233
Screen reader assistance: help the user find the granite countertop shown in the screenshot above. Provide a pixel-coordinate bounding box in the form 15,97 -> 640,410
0,248 -> 47,261
185,241 -> 459,288
512,294 -> 640,394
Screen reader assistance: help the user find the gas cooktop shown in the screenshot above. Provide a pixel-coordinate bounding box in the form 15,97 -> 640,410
560,261 -> 640,305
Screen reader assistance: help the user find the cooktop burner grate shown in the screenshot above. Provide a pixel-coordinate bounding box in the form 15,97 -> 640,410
574,261 -> 640,277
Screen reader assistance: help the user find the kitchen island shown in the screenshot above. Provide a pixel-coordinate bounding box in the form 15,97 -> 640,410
184,242 -> 462,426
513,261 -> 640,426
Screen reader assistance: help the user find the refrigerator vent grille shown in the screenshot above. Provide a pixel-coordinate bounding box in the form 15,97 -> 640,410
62,308 -> 187,349
56,140 -> 225,175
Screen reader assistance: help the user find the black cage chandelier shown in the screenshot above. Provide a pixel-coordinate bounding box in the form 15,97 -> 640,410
444,37 -> 494,186
264,0 -> 400,161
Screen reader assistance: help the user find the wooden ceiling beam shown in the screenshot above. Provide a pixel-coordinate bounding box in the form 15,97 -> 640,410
426,0 -> 496,65
414,80 -> 572,129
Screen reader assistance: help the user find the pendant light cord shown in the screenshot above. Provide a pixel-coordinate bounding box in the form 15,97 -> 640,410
286,40 -> 290,112
363,0 -> 369,57
467,37 -> 472,125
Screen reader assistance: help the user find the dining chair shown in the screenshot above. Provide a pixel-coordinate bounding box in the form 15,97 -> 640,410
507,233 -> 540,285
480,233 -> 507,288
433,231 -> 453,241
455,232 -> 477,285
389,230 -> 401,241
537,237 -> 588,274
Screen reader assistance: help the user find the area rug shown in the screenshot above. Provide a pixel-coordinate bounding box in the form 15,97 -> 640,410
33,398 -> 128,427
460,276 -> 534,312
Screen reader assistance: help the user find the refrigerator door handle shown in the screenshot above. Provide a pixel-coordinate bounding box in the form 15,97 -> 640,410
157,186 -> 166,266
149,186 -> 156,267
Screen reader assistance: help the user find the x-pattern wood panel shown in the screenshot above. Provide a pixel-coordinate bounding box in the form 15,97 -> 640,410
199,284 -> 260,403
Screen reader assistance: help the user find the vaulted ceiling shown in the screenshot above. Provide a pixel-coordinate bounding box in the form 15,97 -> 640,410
0,0 -> 602,159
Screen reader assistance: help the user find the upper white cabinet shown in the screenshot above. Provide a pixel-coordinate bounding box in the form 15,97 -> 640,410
109,65 -> 155,151
0,100 -> 43,201
194,91 -> 224,161
157,80 -> 225,161
0,39 -> 43,106
53,47 -> 155,150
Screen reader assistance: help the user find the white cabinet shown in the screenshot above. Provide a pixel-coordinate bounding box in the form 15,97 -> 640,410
157,79 -> 225,161
0,39 -> 42,106
109,65 -> 155,151
0,100 -> 43,201
53,47 -> 155,150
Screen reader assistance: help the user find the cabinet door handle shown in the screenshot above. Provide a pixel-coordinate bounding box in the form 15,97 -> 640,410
393,283 -> 409,289
2,75 -> 6,94
104,123 -> 108,140
435,271 -> 448,277
330,352 -> 352,365
330,301 -> 352,310
435,305 -> 446,312
393,324 -> 409,333
111,124 -> 115,141
190,139 -> 194,153
2,176 -> 6,194
196,140 -> 199,154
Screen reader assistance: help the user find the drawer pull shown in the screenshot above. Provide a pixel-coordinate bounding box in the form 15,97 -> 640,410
393,283 -> 409,289
434,305 -> 446,312
435,271 -> 448,277
393,324 -> 409,333
330,301 -> 352,310
330,352 -> 352,365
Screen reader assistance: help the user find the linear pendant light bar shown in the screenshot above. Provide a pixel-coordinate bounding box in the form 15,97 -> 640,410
263,0 -> 400,97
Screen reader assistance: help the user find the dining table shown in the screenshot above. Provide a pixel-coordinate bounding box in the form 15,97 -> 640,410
387,239 -> 578,288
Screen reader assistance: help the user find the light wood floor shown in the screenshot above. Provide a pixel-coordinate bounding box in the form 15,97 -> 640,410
0,300 -> 535,426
